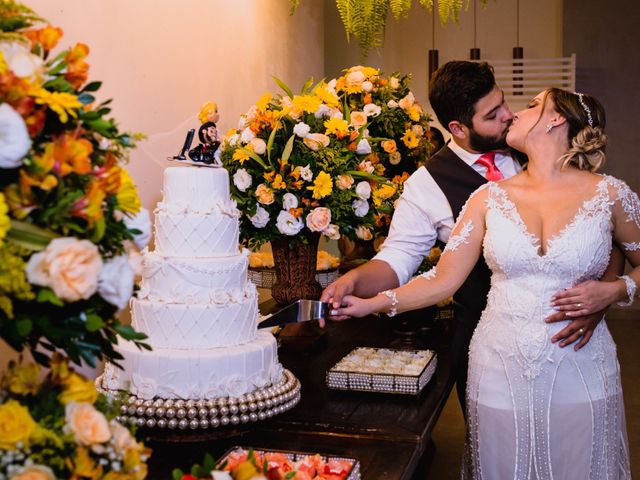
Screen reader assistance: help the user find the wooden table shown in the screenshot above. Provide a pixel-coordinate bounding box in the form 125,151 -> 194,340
146,307 -> 456,479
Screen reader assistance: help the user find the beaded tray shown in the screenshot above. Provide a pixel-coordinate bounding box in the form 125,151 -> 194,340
326,347 -> 437,395
217,446 -> 361,480
249,268 -> 339,289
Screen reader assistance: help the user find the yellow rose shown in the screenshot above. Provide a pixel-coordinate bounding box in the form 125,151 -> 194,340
0,400 -> 37,450
255,184 -> 275,205
64,402 -> 111,446
123,447 -> 149,479
59,372 -> 99,405
9,464 -> 55,480
69,447 -> 103,479
6,362 -> 40,396
50,353 -> 71,382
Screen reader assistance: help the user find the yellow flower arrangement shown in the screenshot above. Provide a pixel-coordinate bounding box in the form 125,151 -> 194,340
0,357 -> 150,479
0,0 -> 150,368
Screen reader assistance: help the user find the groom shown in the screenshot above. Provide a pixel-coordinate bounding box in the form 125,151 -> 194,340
322,61 -> 613,409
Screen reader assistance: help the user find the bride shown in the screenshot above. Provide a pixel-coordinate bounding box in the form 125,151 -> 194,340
334,88 -> 634,479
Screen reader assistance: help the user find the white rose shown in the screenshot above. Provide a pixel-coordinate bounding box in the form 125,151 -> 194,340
240,127 -> 255,144
356,138 -> 372,155
412,124 -> 425,137
352,199 -> 370,217
390,76 -> 400,89
330,109 -> 344,119
355,181 -> 371,200
0,103 -> 31,169
314,104 -> 332,119
250,137 -> 266,155
358,160 -> 375,174
327,78 -> 337,91
212,472 -> 234,480
249,204 -> 270,228
306,207 -> 331,232
233,168 -> 252,192
282,193 -> 298,210
0,42 -> 43,80
123,208 -> 151,249
276,210 -> 304,236
387,100 -> 399,109
323,224 -> 340,240
244,105 -> 259,123
362,80 -> 374,92
363,103 -> 382,117
228,133 -> 239,146
293,122 -> 311,137
356,225 -> 373,241
98,255 -> 135,310
300,165 -> 313,182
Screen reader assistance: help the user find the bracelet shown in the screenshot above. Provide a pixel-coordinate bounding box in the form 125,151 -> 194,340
617,275 -> 637,307
379,289 -> 398,317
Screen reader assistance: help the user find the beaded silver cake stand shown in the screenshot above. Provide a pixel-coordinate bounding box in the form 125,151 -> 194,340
96,369 -> 300,440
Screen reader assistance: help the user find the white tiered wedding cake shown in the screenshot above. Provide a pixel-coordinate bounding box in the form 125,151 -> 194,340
100,165 -> 300,430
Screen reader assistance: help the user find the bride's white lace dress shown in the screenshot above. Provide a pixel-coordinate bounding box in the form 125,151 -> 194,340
432,176 -> 634,479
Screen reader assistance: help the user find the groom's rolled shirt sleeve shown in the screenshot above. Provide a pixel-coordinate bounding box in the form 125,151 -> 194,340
373,167 -> 452,286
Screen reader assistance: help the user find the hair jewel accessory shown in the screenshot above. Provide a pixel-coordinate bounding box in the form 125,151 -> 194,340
574,92 -> 594,128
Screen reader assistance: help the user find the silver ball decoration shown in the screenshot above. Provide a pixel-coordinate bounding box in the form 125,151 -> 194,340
156,407 -> 165,417
210,418 -> 220,428
178,419 -> 188,429
198,408 -> 208,418
187,408 -> 198,419
249,413 -> 258,422
220,416 -> 230,426
199,419 -> 209,429
189,419 -> 199,429
209,407 -> 218,417
240,414 -> 249,424
165,408 -> 176,418
168,419 -> 178,429
230,415 -> 240,425
229,405 -> 239,415
219,406 -> 229,416
136,407 -> 145,417
157,419 -> 167,429
146,418 -> 157,428
176,408 -> 187,419
145,407 -> 154,417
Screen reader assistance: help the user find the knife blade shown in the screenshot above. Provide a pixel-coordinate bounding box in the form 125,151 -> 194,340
259,299 -> 330,329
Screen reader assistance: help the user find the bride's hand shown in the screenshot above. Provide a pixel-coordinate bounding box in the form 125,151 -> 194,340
331,295 -> 376,318
549,279 -> 625,317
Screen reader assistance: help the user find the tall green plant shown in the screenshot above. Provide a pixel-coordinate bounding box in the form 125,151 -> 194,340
292,0 -> 490,57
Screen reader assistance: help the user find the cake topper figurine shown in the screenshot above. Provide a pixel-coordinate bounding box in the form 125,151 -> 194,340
169,101 -> 222,166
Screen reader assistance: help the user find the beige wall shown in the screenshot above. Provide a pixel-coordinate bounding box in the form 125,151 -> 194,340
1,0 -> 324,370
324,0 -> 563,124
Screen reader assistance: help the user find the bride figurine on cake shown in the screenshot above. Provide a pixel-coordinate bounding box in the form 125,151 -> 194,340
170,101 -> 222,166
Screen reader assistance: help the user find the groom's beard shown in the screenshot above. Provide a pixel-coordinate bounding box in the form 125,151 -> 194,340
468,127 -> 510,152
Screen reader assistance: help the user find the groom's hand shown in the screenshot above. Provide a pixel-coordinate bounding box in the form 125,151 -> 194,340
545,310 -> 604,351
321,276 -> 355,321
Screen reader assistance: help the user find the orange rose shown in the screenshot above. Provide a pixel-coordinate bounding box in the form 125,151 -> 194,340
335,174 -> 354,190
255,183 -> 275,205
64,401 -> 111,446
9,464 -> 55,480
381,140 -> 397,154
349,111 -> 367,128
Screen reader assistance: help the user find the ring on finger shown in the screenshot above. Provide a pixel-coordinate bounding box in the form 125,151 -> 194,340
575,303 -> 583,308
578,327 -> 585,335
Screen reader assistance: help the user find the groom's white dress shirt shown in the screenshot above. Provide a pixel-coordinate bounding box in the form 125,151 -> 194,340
373,140 -> 521,285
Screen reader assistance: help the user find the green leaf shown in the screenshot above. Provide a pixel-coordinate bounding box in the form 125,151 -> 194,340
77,93 -> 95,105
114,324 -> 148,341
36,288 -> 64,307
273,76 -> 294,99
90,217 -> 106,243
300,76 -> 314,94
47,60 -> 67,75
239,148 -> 268,169
202,453 -> 216,472
16,318 -> 32,336
42,76 -> 74,93
6,220 -> 58,251
85,314 -> 105,332
82,81 -> 102,92
281,134 -> 295,163
171,469 -> 184,480
285,472 -> 297,479
266,124 -> 279,164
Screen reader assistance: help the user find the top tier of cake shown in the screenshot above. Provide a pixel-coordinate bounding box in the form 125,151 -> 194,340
154,166 -> 240,257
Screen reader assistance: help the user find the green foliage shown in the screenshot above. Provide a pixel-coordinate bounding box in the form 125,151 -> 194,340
0,0 -> 41,33
291,0 -> 491,58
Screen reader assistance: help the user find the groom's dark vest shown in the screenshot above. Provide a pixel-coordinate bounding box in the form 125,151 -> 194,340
425,145 -> 492,406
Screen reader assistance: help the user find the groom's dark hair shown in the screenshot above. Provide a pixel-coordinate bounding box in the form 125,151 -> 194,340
429,61 -> 496,133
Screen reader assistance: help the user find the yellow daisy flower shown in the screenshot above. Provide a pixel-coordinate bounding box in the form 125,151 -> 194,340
313,83 -> 340,107
402,129 -> 420,149
372,184 -> 397,207
29,87 -> 82,124
0,193 -> 10,247
292,94 -> 322,114
117,169 -> 141,215
256,92 -> 273,112
324,117 -> 349,138
307,171 -> 333,199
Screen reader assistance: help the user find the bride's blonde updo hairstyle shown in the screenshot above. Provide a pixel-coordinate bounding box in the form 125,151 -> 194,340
548,87 -> 607,172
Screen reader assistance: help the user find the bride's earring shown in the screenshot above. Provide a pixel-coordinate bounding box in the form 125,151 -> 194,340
545,124 -> 554,133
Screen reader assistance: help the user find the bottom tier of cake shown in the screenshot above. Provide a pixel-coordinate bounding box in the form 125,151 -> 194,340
101,331 -> 281,400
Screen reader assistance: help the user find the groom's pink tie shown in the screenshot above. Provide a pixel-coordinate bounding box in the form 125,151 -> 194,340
475,152 -> 503,181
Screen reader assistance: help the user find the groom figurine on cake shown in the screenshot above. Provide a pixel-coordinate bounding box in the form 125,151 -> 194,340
322,60 -> 622,410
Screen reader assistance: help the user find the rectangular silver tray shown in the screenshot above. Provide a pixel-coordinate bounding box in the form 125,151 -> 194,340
217,446 -> 361,480
326,347 -> 437,395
